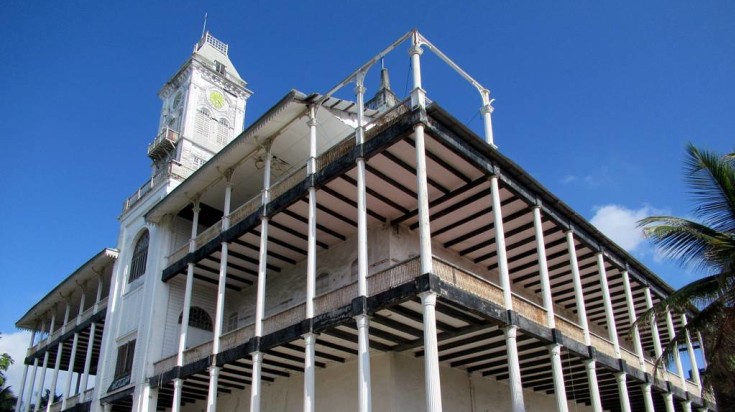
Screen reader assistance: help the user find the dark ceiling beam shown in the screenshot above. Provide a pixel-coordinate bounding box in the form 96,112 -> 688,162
282,208 -> 345,242
321,186 -> 386,222
381,150 -> 449,195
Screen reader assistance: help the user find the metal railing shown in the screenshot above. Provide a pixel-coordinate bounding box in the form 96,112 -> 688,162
147,127 -> 180,158
27,298 -> 108,357
122,161 -> 195,213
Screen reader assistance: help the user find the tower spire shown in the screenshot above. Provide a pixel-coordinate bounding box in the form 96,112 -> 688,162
366,60 -> 398,112
201,12 -> 208,38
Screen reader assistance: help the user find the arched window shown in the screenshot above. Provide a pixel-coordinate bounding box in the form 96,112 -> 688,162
216,118 -> 230,145
316,272 -> 330,295
178,307 -> 213,331
128,230 -> 149,283
195,107 -> 211,140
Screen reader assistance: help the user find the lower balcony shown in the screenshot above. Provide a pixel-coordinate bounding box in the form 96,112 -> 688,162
150,256 -> 709,412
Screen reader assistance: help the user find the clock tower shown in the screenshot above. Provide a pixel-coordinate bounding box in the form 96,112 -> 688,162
147,31 -> 252,176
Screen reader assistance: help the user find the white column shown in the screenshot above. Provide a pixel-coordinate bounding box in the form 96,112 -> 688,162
62,292 -> 86,410
681,315 -> 701,389
24,358 -> 38,412
304,106 -> 318,412
533,203 -> 568,411
490,175 -> 511,310
489,173 -> 524,412
696,331 -> 707,370
641,383 -> 655,412
644,287 -> 665,365
567,230 -> 601,411
615,372 -> 632,412
645,287 -> 676,411
682,400 -> 693,412
409,31 -> 426,109
415,122 -> 433,275
585,359 -> 603,412
355,315 -> 372,412
665,309 -> 687,389
420,292 -> 442,412
480,89 -> 495,146
596,252 -> 621,357
664,393 -> 676,412
61,336 -> 79,409
502,325 -> 523,412
34,313 -> 54,412
303,333 -> 316,412
548,344 -> 569,412
621,269 -> 645,369
80,276 -> 104,400
353,71 -> 373,412
208,174 -> 233,412
250,351 -> 263,412
567,230 -> 591,346
251,148 -> 272,412
533,205 -> 555,329
46,305 -> 64,412
16,328 -> 37,412
173,200 -> 200,412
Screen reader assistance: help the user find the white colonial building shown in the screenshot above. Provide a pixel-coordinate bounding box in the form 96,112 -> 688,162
15,30 -> 714,412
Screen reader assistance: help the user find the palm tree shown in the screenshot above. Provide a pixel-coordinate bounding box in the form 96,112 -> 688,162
637,143 -> 735,408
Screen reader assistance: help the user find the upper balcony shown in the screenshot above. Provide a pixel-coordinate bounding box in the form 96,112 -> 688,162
147,127 -> 180,161
122,160 -> 195,214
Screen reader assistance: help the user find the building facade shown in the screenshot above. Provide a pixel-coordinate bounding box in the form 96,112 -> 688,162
16,30 -> 714,412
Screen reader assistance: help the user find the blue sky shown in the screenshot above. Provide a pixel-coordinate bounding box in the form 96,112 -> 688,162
0,0 -> 733,388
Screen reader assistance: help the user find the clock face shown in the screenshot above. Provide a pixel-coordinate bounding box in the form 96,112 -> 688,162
208,90 -> 226,110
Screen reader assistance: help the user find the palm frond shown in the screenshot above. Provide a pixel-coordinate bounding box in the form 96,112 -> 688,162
684,143 -> 735,234
639,215 -> 734,273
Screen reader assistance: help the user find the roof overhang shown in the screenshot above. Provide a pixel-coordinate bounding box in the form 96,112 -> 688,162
16,248 -> 118,330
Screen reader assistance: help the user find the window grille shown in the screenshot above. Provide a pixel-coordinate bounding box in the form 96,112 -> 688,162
216,118 -> 230,145
178,307 -> 213,331
114,340 -> 136,379
215,61 -> 227,75
226,311 -> 238,332
192,155 -> 206,168
128,231 -> 149,283
195,107 -> 211,140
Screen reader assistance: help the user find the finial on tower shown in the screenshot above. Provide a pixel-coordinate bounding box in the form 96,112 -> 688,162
201,12 -> 208,38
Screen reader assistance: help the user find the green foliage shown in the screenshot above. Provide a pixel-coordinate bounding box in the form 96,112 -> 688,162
638,144 -> 735,407
0,334 -> 16,412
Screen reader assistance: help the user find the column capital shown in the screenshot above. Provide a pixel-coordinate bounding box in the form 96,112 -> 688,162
408,44 -> 424,56
419,291 -> 437,306
354,313 -> 370,328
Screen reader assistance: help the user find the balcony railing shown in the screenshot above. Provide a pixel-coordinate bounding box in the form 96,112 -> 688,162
147,128 -> 180,160
152,253 -> 696,399
122,161 -> 195,213
27,297 -> 108,357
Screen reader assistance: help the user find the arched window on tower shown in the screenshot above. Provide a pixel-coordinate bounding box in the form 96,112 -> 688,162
195,107 -> 211,140
216,118 -> 230,145
128,230 -> 149,283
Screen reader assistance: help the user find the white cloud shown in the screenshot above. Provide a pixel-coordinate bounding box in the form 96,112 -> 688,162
1,330 -> 32,394
560,173 -> 602,187
590,204 -> 667,252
